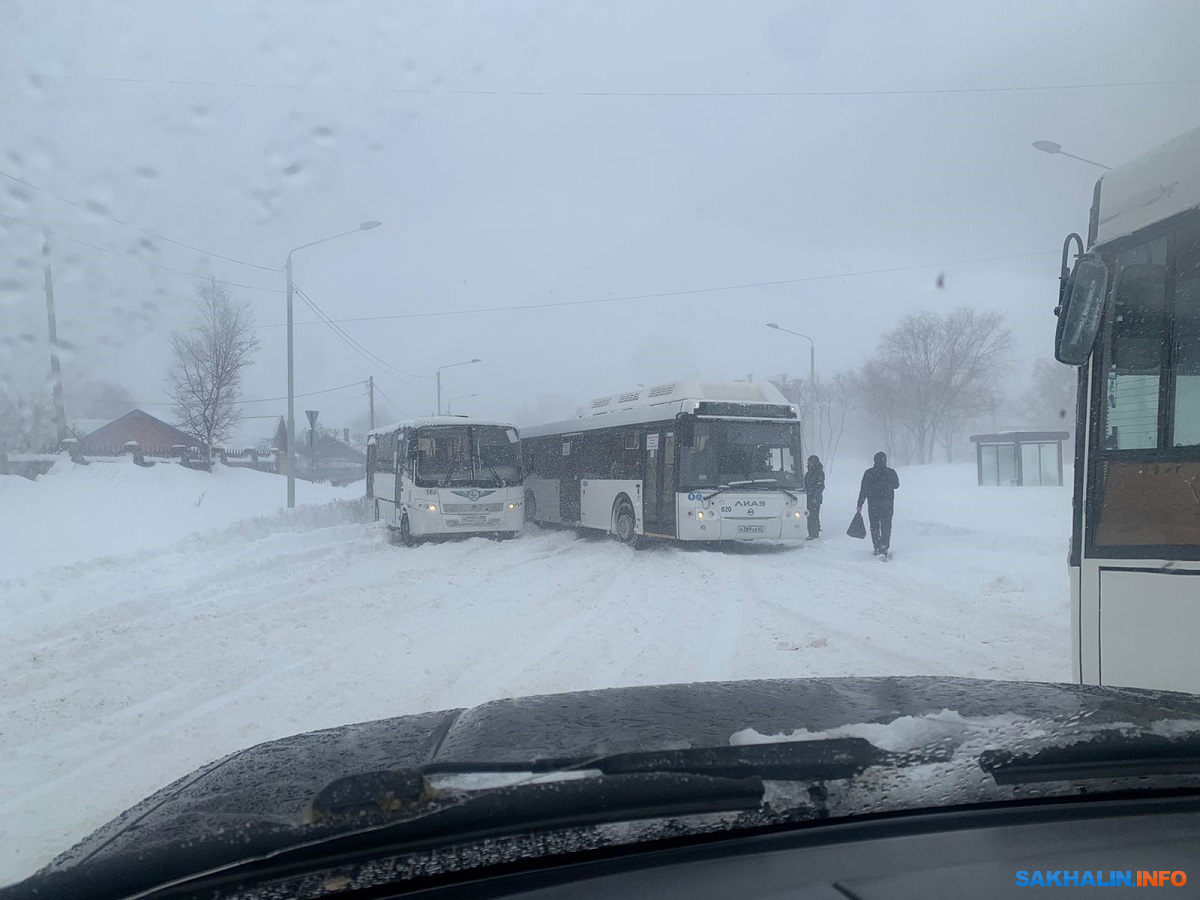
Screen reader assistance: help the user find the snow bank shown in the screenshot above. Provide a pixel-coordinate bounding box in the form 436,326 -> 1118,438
0,458 -> 362,581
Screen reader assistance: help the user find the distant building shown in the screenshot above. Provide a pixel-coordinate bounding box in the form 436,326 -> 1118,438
79,410 -> 202,456
296,429 -> 366,485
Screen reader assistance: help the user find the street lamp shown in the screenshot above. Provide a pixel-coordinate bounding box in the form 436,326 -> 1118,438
285,220 -> 381,508
1032,140 -> 1111,171
446,393 -> 477,414
766,323 -> 816,383
436,359 -> 481,415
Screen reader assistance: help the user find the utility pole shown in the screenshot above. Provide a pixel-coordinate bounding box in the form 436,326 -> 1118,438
286,254 -> 296,508
43,234 -> 67,444
436,370 -> 442,417
368,375 -> 375,429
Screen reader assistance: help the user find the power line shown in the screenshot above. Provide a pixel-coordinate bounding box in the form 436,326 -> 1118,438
65,380 -> 365,408
371,383 -> 409,419
0,211 -> 283,293
0,168 -> 276,272
47,74 -> 1200,98
292,283 -> 432,385
267,249 -> 1057,327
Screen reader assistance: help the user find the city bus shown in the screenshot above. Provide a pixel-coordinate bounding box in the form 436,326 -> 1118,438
521,380 -> 807,546
1053,124 -> 1200,694
366,417 -> 524,545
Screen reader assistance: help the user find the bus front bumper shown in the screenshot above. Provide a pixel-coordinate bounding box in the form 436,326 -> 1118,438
675,512 -> 807,541
409,502 -> 524,537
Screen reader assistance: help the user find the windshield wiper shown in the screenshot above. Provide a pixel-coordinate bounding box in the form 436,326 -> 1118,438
484,462 -> 504,487
981,732 -> 1200,785
151,772 -> 766,900
440,456 -> 460,487
704,480 -> 799,502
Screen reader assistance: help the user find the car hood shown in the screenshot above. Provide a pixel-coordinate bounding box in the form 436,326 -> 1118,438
8,676 -> 1200,898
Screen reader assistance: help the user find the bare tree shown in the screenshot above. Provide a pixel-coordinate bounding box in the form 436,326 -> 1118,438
771,373 -> 856,473
853,360 -> 914,465
857,308 -> 1013,464
1023,358 -> 1077,428
166,278 -> 260,461
0,387 -> 56,452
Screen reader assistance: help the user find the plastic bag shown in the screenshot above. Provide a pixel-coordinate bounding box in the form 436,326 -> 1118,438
846,511 -> 866,539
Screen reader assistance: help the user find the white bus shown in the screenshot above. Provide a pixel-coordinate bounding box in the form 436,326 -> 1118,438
366,417 -> 525,545
521,380 -> 807,546
1054,124 -> 1200,694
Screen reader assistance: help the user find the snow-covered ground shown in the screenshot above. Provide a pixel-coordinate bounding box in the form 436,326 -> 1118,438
0,456 -> 358,579
0,457 -> 1070,886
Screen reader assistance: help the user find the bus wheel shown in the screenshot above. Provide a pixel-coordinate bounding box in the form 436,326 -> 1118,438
614,498 -> 642,548
400,513 -> 419,547
524,492 -> 539,526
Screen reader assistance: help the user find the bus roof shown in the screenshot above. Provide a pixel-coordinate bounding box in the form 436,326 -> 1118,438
521,380 -> 797,438
367,417 -> 518,438
1094,124 -> 1200,247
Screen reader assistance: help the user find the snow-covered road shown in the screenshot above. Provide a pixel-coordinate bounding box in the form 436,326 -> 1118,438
0,460 -> 1069,885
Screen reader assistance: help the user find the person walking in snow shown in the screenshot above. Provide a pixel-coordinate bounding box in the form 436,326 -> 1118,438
803,455 -> 824,540
857,451 -> 900,558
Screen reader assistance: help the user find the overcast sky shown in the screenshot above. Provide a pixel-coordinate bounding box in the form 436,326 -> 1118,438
4,0 -> 1200,432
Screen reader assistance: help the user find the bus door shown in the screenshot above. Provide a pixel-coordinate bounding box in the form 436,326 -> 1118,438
642,429 -> 677,537
560,434 -> 582,524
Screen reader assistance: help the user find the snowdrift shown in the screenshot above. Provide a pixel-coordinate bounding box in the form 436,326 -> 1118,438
0,458 -> 363,581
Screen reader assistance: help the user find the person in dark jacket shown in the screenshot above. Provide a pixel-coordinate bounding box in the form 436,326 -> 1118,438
803,455 -> 824,539
857,451 -> 900,557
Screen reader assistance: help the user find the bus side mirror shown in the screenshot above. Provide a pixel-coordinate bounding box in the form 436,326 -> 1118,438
1055,256 -> 1108,366
676,416 -> 694,447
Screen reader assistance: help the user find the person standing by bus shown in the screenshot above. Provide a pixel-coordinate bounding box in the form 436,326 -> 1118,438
857,451 -> 900,559
804,455 -> 824,540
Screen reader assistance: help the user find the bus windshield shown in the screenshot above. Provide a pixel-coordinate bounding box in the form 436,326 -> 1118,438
679,420 -> 802,490
415,425 -> 521,488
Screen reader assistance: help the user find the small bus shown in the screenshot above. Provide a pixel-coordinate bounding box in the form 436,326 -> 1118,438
521,380 -> 807,546
1053,124 -> 1200,693
366,417 -> 524,545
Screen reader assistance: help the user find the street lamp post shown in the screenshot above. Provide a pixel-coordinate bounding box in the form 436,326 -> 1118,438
1032,140 -> 1111,171
285,220 -> 381,508
435,359 -> 481,415
766,323 -> 816,383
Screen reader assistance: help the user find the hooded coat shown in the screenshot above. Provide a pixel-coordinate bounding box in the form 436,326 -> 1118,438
858,451 -> 900,512
804,457 -> 824,505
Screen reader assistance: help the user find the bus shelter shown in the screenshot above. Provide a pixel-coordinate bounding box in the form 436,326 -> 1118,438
968,431 -> 1070,486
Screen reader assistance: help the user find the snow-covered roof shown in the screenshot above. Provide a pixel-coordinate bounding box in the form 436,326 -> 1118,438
1094,124 -> 1200,247
367,416 -> 518,438
579,379 -> 789,417
221,420 -> 283,450
521,380 -> 798,439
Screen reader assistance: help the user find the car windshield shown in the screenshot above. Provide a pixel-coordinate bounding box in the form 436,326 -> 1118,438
681,420 -> 802,489
3,1 -> 1200,893
414,425 -> 521,487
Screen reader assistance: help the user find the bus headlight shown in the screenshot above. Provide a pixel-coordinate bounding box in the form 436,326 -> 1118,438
507,502 -> 518,510
793,510 -> 803,518
427,504 -> 438,512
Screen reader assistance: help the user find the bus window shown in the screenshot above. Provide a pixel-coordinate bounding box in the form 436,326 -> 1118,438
1172,248 -> 1200,446
1104,237 -> 1167,450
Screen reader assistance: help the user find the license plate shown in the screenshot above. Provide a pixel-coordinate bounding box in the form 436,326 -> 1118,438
737,525 -> 765,534
462,515 -> 487,524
